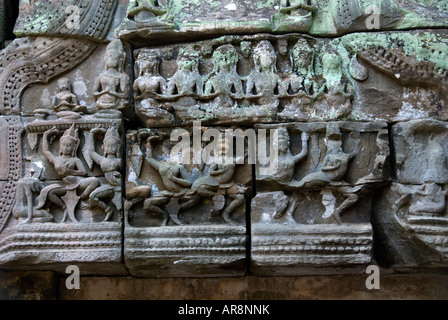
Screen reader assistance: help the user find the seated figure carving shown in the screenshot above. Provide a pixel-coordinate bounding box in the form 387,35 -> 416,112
52,78 -> 87,115
93,40 -> 129,112
134,50 -> 174,126
204,44 -> 244,109
246,40 -> 286,106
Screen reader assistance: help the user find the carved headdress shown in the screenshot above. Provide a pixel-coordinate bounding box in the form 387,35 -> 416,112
105,126 -> 121,143
104,126 -> 121,157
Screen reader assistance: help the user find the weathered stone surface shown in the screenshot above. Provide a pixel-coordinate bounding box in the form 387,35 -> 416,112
130,31 -> 448,126
0,37 -> 98,115
124,127 -> 251,277
0,0 -> 4,46
372,119 -> 448,269
115,0 -> 448,44
0,270 -> 57,300
374,182 -> 448,269
392,120 -> 448,185
251,121 -> 389,275
57,273 -> 448,300
14,0 -> 118,41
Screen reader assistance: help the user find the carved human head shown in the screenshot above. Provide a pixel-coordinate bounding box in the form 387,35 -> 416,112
253,41 -> 277,71
274,127 -> 290,154
105,39 -> 125,69
177,48 -> 200,72
290,39 -> 314,72
325,124 -> 342,153
322,48 -> 342,72
57,78 -> 71,92
137,49 -> 161,74
104,126 -> 121,156
59,124 -> 79,156
212,45 -> 239,71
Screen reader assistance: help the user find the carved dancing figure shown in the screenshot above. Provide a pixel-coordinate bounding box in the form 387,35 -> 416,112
142,136 -> 193,225
87,126 -> 123,221
36,124 -> 100,222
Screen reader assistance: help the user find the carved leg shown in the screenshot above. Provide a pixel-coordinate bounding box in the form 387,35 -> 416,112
211,194 -> 226,216
222,194 -> 244,225
144,197 -> 170,226
89,186 -> 115,221
79,177 -> 101,200
334,193 -> 359,225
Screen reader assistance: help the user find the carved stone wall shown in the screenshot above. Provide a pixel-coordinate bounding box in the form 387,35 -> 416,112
0,0 -> 447,298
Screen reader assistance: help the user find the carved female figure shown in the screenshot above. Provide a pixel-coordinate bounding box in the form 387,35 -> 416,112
313,49 -> 354,119
36,125 -> 100,222
134,50 -> 174,126
278,39 -> 317,119
261,127 -> 309,184
93,39 -> 129,111
204,44 -> 243,108
296,124 -> 358,189
86,126 -> 122,221
166,48 -> 203,97
246,41 -> 286,105
52,78 -> 86,114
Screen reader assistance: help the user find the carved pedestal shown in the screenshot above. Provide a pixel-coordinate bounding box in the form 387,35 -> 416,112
124,128 -> 251,277
251,121 -> 388,275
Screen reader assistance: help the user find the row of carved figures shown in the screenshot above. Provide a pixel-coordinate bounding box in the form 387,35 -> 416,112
134,40 -> 353,106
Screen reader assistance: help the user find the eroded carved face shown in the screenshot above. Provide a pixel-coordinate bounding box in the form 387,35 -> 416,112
322,52 -> 342,70
104,138 -> 120,155
105,50 -> 120,69
57,79 -> 71,92
291,41 -> 313,71
213,45 -> 238,70
325,138 -> 342,154
254,41 -> 277,70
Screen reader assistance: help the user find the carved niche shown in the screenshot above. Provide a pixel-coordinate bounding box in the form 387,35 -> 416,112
374,120 -> 448,268
124,127 -> 252,277
251,121 -> 389,275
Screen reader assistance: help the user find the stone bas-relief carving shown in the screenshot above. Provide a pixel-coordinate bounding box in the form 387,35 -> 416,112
19,41 -> 133,120
374,120 -> 448,269
115,0 -> 448,44
251,121 -> 389,275
0,112 -> 126,274
342,30 -> 448,122
133,31 -> 448,126
133,34 -> 356,127
0,37 -> 97,115
124,128 -> 251,277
